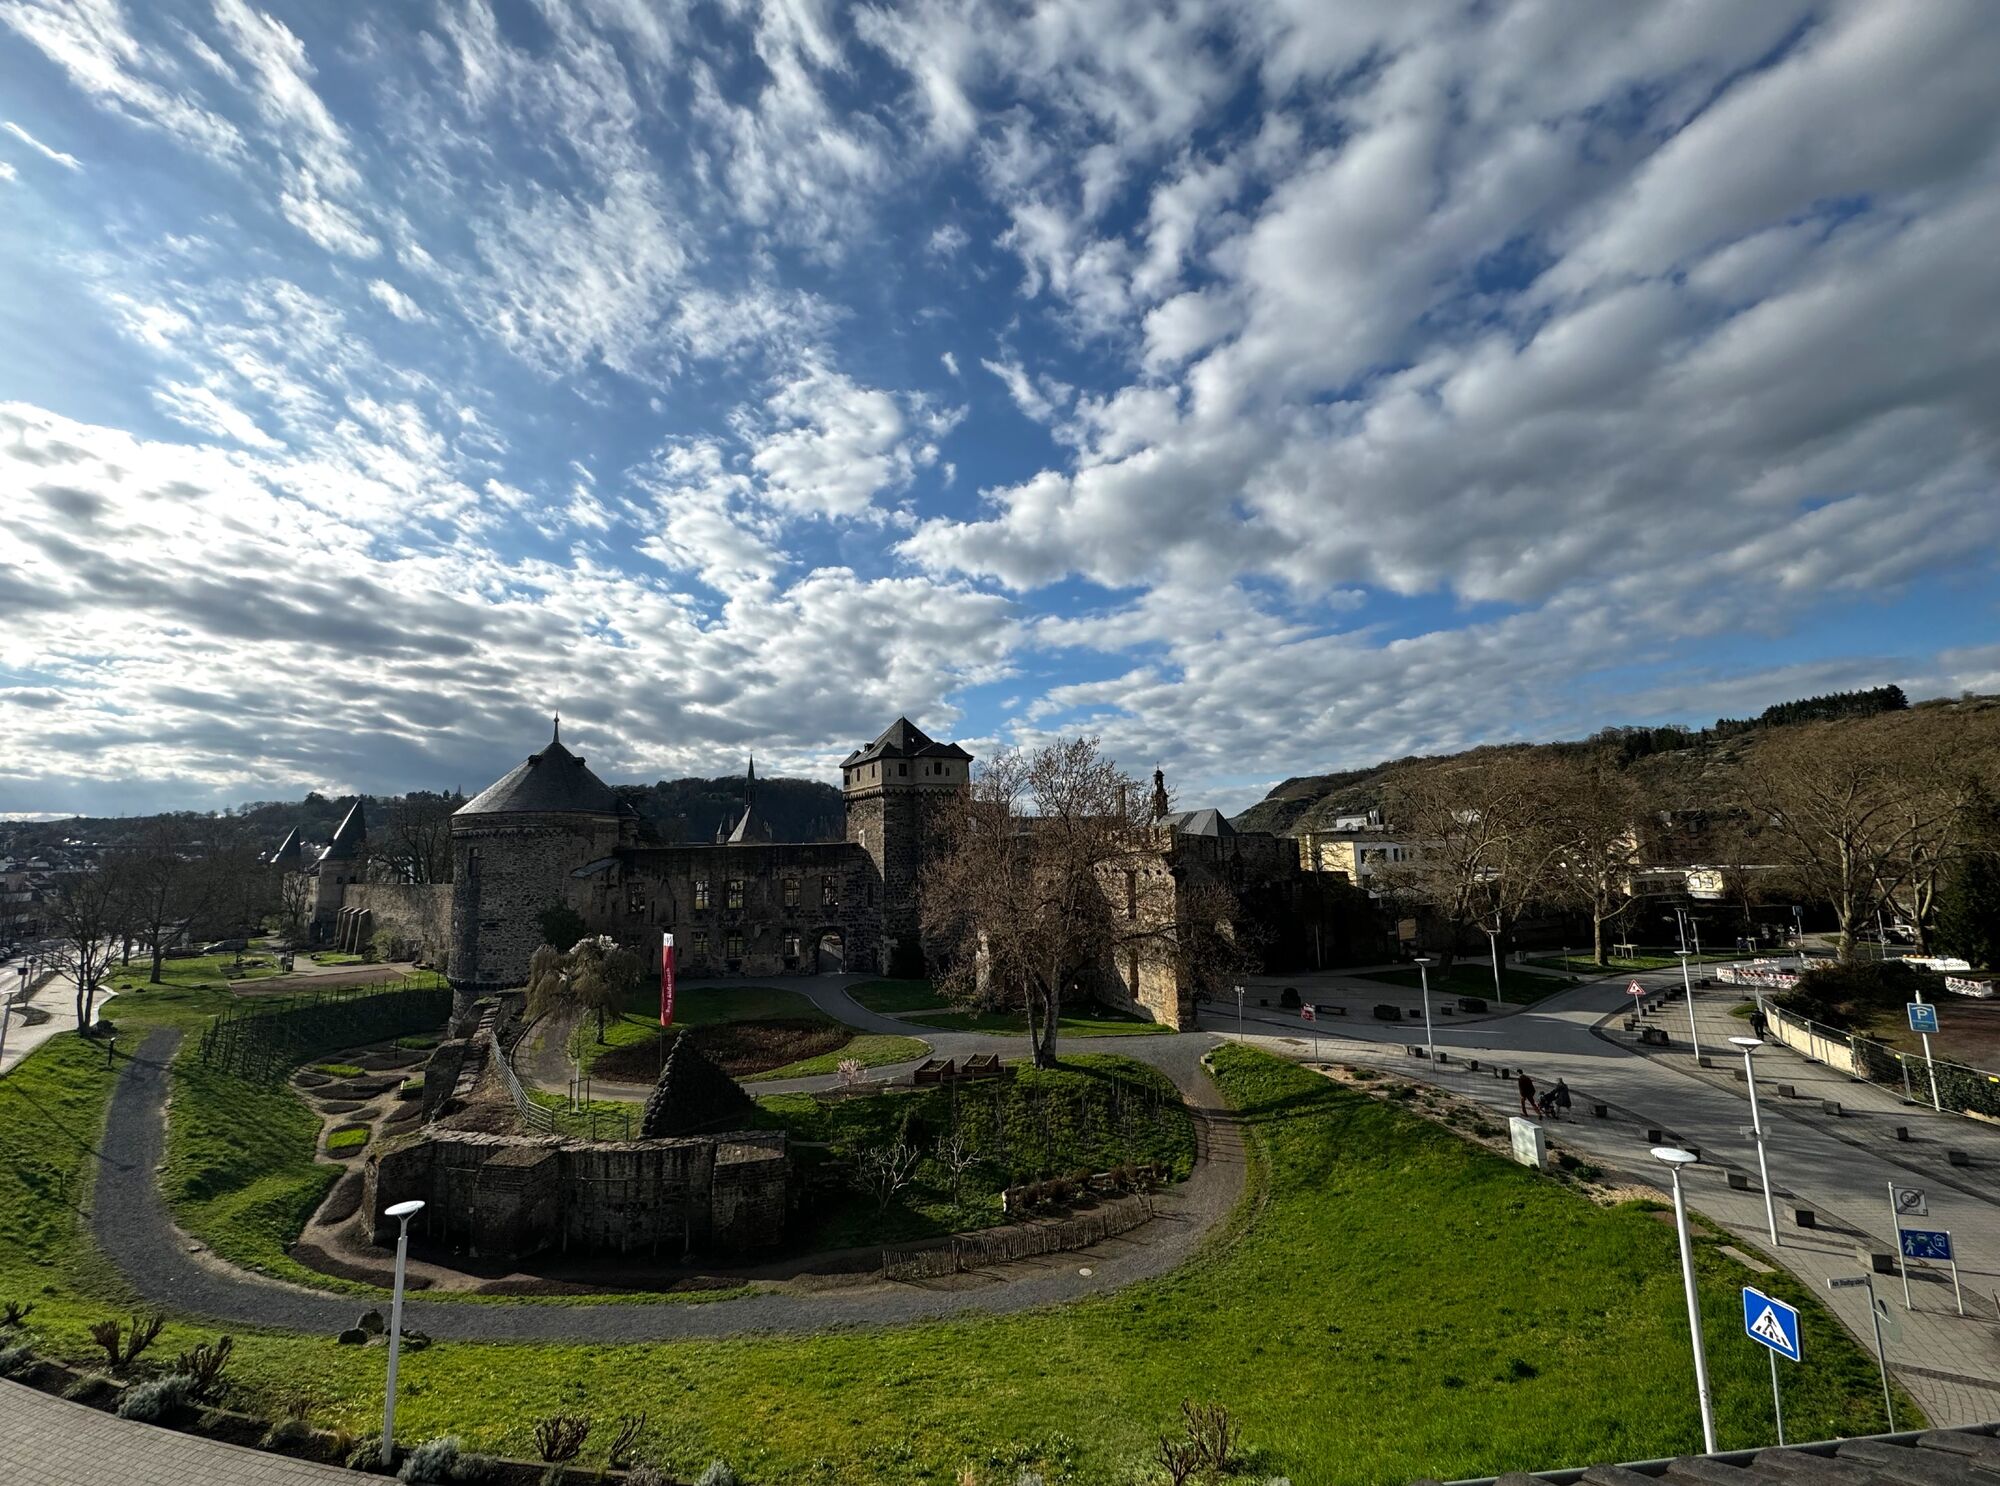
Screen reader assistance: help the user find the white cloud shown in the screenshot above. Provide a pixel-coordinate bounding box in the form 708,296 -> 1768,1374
2,120 -> 81,169
366,278 -> 427,322
748,362 -> 927,518
928,222 -> 970,257
940,350 -> 960,376
0,161 -> 14,183
980,354 -> 1071,424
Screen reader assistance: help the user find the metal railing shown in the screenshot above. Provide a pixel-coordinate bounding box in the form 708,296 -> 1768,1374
1766,1001 -> 2000,1119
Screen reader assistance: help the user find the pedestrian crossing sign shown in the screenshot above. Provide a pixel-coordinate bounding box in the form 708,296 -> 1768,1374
1742,1287 -> 1802,1363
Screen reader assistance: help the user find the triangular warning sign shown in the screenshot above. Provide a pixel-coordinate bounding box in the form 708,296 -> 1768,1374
1750,1305 -> 1791,1350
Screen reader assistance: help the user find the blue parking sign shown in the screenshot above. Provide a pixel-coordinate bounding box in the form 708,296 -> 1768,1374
1908,1002 -> 1939,1033
1743,1287 -> 1802,1363
1900,1228 -> 1954,1261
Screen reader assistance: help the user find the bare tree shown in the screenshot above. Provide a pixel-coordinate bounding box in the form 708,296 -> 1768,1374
46,865 -> 126,1032
934,1127 -> 981,1204
1539,756 -> 1645,966
922,738 -> 1161,1068
1870,720 -> 1988,952
1379,752 -> 1557,966
375,792 -> 460,885
853,1138 -> 921,1214
1731,724 -> 1936,963
110,817 -> 204,985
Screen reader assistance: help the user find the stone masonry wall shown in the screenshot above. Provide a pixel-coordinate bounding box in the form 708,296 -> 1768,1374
578,841 -> 880,979
363,1126 -> 787,1261
448,812 -> 622,994
342,882 -> 451,962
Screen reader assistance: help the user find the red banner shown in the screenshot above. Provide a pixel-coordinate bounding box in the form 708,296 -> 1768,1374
660,932 -> 676,1028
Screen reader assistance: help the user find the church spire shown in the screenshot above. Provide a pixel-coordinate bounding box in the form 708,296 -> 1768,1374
552,712 -> 561,745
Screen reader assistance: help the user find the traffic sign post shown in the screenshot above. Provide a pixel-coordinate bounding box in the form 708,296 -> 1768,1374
1910,988 -> 1942,1111
1828,1273 -> 1896,1431
1899,1227 -> 1965,1316
1743,1287 -> 1801,1445
1299,1001 -> 1319,1059
1888,1185 -> 1923,1308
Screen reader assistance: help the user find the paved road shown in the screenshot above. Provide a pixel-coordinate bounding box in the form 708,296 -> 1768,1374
97,1025 -> 1245,1341
0,968 -> 110,1077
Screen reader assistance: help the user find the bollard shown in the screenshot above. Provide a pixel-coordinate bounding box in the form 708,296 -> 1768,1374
1727,1170 -> 1751,1191
1894,1126 -> 1911,1142
1646,1127 -> 1665,1143
1821,1100 -> 1842,1116
1591,1102 -> 1608,1118
1776,1083 -> 1797,1098
1787,1204 -> 1816,1229
1948,1149 -> 1971,1167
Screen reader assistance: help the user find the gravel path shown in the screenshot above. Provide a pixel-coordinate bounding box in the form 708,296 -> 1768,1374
97,1026 -> 1246,1342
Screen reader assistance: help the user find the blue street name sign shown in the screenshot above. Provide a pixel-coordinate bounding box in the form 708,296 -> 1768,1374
1907,1003 -> 1939,1033
1743,1287 -> 1803,1363
1899,1228 -> 1953,1261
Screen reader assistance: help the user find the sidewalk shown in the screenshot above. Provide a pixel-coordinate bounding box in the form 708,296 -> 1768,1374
0,971 -> 110,1077
0,1379 -> 356,1485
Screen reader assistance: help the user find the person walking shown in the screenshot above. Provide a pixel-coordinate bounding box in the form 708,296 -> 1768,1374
1553,1078 -> 1572,1121
1517,1070 -> 1537,1117
1748,1008 -> 1769,1040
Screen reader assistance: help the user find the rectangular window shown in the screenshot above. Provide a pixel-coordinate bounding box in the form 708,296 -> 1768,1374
693,878 -> 710,910
726,878 -> 745,910
899,761 -> 907,775
726,931 -> 744,960
1125,869 -> 1138,920
783,878 -> 800,910
784,931 -> 801,959
823,874 -> 839,909
691,930 -> 709,956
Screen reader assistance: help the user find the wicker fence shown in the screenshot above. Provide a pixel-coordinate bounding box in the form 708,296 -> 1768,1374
881,1193 -> 1154,1280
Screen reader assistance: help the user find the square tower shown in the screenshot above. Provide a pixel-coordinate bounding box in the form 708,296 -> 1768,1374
841,717 -> 971,975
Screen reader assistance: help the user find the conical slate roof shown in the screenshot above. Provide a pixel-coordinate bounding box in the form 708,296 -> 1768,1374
268,827 -> 302,870
458,720 -> 623,818
318,800 -> 367,862
640,1029 -> 759,1138
719,755 -> 772,844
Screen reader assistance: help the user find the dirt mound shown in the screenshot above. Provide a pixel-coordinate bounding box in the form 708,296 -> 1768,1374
596,1019 -> 849,1080
319,1170 -> 365,1225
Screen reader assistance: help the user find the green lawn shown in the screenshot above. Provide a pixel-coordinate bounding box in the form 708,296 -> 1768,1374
1359,964 -> 1570,1005
1527,951 -> 1739,975
742,1033 -> 931,1081
105,952 -> 283,994
308,951 -> 367,966
846,978 -> 950,1014
904,1007 -> 1172,1036
0,1032 -> 1920,1482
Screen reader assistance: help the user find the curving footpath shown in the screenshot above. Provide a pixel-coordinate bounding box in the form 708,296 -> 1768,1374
95,1024 -> 1245,1342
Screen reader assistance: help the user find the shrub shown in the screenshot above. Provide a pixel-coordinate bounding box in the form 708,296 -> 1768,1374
116,1373 -> 194,1422
398,1435 -> 463,1483
175,1334 -> 234,1402
346,1435 -> 389,1471
606,1412 -> 648,1470
0,1299 -> 33,1328
532,1413 -> 591,1463
90,1312 -> 165,1370
626,1467 -> 669,1486
260,1417 -> 314,1453
697,1461 -> 742,1486
0,1343 -> 32,1378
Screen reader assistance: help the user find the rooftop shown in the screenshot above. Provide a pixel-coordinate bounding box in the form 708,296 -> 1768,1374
457,720 -> 624,819
841,716 -> 972,768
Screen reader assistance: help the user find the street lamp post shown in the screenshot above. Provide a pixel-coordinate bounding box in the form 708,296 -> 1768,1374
1654,1147 -> 1718,1455
1233,983 -> 1244,1039
1482,927 -> 1502,1005
0,984 -> 17,1073
1414,955 -> 1437,1064
1730,1036 -> 1779,1247
380,1199 -> 426,1468
1677,950 -> 1703,1063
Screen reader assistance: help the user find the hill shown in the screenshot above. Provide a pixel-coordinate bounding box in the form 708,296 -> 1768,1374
1232,688 -> 2000,837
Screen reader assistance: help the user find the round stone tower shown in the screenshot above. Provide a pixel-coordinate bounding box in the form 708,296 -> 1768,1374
448,720 -> 626,1002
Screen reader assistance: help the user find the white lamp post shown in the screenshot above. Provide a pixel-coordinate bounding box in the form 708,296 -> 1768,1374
1414,955 -> 1437,1063
1677,950 -> 1703,1063
381,1198 -> 426,1467
1482,926 -> 1502,1004
1729,1036 -> 1779,1247
1653,1147 -> 1718,1455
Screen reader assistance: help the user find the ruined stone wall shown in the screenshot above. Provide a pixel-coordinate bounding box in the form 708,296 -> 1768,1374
1094,846 -> 1192,1028
448,811 -> 622,994
342,882 -> 451,962
576,841 -> 879,978
362,1127 -> 787,1261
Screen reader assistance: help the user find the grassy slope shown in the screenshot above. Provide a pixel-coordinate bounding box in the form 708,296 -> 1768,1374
741,1033 -> 929,1081
216,1048 -> 1908,1482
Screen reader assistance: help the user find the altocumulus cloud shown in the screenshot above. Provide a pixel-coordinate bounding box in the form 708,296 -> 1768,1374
0,0 -> 1997,816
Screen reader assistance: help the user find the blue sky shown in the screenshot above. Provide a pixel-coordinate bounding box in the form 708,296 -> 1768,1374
2,0 -> 1998,818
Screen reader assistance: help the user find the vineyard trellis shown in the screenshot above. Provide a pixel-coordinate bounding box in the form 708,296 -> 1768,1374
196,983 -> 452,1082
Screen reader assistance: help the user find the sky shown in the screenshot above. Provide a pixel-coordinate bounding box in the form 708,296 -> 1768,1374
3,0 -> 1999,821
